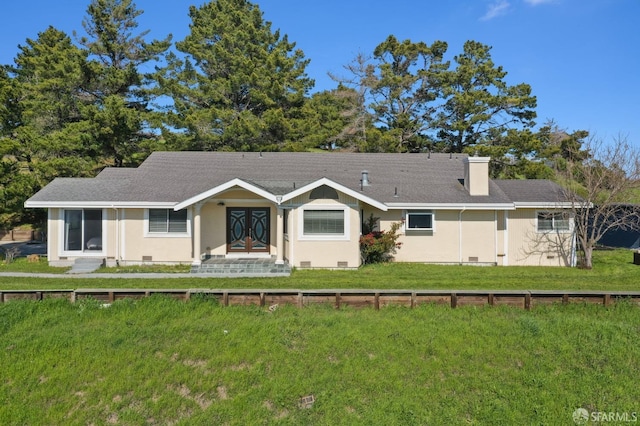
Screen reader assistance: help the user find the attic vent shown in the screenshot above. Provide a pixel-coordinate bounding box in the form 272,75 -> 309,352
361,170 -> 370,186
300,261 -> 311,268
309,185 -> 339,200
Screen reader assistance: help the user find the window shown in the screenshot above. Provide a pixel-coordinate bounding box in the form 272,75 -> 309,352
63,209 -> 103,252
283,209 -> 289,235
309,185 -> 339,200
303,210 -> 344,234
149,209 -> 188,233
537,211 -> 570,232
406,212 -> 434,230
298,206 -> 350,241
303,210 -> 344,235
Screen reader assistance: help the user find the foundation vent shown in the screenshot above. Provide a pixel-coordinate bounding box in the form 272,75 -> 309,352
142,255 -> 153,262
300,261 -> 311,268
337,261 -> 349,268
468,256 -> 479,262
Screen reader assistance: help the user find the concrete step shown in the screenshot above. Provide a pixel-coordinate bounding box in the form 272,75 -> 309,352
66,258 -> 105,274
191,261 -> 291,276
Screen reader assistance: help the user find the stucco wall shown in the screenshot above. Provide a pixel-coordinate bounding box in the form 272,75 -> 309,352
286,197 -> 361,269
373,209 -> 498,264
47,208 -> 119,266
121,209 -> 192,264
507,209 -> 574,266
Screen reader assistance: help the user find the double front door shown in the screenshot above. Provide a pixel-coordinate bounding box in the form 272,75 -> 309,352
227,208 -> 270,253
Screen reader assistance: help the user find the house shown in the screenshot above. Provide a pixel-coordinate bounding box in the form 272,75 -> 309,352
25,152 -> 577,270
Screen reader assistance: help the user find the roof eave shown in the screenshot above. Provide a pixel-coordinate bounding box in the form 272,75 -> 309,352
24,201 -> 177,209
513,202 -> 577,209
384,203 -> 515,210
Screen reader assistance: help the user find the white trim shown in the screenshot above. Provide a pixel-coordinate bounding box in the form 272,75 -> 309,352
404,211 -> 435,232
386,203 -> 515,210
535,210 -> 572,234
514,202 -> 575,209
282,177 -> 388,211
143,208 -> 192,238
174,178 -> 278,210
26,201 -> 176,209
298,205 -> 350,241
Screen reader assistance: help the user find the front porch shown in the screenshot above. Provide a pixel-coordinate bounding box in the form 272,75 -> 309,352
190,256 -> 291,277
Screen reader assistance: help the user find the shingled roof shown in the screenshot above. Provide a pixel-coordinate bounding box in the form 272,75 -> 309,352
25,151 -> 568,209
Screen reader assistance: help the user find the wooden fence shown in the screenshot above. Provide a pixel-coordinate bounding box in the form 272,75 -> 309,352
1,289 -> 639,310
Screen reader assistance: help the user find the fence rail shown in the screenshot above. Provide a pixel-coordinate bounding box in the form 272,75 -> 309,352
1,289 -> 639,310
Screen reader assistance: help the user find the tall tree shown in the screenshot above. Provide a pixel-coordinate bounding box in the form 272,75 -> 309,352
336,36 -> 448,153
0,27 -> 93,227
558,135 -> 640,269
434,41 -> 537,154
77,0 -> 171,166
153,0 -> 313,152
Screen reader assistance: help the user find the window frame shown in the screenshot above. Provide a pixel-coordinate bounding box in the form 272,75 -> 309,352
404,211 -> 435,232
536,210 -> 571,233
59,208 -> 106,255
145,208 -> 191,237
298,206 -> 350,241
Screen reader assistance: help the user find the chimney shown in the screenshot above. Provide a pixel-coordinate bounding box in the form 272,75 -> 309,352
463,156 -> 490,196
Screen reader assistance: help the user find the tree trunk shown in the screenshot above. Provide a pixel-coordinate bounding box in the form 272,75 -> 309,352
582,245 -> 593,269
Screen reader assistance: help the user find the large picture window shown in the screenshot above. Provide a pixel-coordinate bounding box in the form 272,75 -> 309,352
537,211 -> 570,232
63,209 -> 103,252
303,210 -> 344,234
149,209 -> 188,233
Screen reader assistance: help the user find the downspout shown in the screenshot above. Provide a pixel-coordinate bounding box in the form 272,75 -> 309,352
494,211 -> 498,265
459,207 -> 466,264
504,211 -> 509,266
111,206 -> 120,266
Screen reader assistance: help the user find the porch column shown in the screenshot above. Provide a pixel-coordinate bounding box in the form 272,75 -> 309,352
275,207 -> 284,265
192,203 -> 202,265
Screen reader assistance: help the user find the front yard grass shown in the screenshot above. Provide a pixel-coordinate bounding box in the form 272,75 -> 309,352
0,249 -> 638,291
0,297 -> 638,424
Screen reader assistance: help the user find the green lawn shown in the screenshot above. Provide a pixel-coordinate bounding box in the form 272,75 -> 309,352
0,297 -> 638,424
0,249 -> 638,291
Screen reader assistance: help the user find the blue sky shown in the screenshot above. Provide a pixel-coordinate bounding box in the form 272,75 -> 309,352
1,0 -> 638,144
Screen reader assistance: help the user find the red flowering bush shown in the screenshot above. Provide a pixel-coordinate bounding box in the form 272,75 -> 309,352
360,214 -> 402,264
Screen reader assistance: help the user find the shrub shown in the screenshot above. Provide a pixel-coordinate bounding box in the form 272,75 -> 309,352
360,214 -> 402,264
